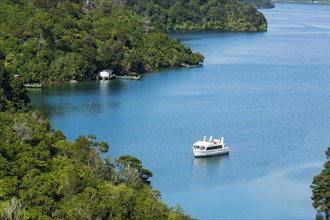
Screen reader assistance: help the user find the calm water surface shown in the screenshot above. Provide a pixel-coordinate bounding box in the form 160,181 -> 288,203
30,3 -> 330,219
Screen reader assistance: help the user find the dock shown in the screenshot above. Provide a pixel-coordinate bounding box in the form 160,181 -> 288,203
180,63 -> 202,68
24,83 -> 42,88
115,75 -> 140,80
97,72 -> 141,81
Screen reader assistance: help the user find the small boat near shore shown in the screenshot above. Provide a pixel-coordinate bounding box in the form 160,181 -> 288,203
192,135 -> 229,157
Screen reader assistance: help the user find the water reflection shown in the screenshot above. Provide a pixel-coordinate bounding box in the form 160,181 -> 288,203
33,101 -> 121,118
30,81 -> 121,118
107,80 -> 125,93
99,80 -> 109,92
192,155 -> 229,167
44,82 -> 82,94
191,155 -> 230,187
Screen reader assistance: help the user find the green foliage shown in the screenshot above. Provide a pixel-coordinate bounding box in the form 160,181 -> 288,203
0,0 -> 203,83
124,0 -> 268,31
311,147 -> 330,220
115,155 -> 153,185
0,63 -> 30,112
0,109 -> 194,219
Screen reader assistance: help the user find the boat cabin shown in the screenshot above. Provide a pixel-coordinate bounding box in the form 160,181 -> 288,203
193,136 -> 224,151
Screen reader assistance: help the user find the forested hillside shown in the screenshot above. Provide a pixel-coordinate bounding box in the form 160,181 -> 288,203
0,0 -> 203,83
0,0 -> 269,83
240,0 -> 275,8
0,64 -> 193,219
124,0 -> 268,31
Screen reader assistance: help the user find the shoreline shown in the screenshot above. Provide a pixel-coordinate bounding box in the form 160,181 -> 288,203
32,63 -> 203,86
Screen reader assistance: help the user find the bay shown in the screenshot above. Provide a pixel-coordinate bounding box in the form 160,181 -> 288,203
29,3 -> 330,219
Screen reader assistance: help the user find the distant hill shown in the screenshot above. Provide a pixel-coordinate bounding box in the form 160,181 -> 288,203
273,0 -> 329,3
240,0 -> 275,8
124,0 -> 268,31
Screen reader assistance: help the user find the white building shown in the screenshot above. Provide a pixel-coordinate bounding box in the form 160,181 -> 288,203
99,69 -> 113,80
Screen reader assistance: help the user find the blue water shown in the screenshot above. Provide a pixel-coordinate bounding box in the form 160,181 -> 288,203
29,3 -> 330,219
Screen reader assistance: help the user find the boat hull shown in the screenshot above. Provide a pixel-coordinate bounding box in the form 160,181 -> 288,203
193,148 -> 229,157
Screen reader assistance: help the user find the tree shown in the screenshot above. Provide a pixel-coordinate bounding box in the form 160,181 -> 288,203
311,147 -> 330,220
115,155 -> 153,185
1,197 -> 25,220
0,66 -> 30,112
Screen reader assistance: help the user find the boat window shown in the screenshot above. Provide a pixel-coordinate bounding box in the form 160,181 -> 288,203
206,145 -> 222,150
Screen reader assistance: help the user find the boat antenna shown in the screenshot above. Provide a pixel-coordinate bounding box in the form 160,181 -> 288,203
203,135 -> 206,142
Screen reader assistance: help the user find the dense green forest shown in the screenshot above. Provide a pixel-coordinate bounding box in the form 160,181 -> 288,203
0,65 -> 193,219
0,0 -> 203,83
124,0 -> 267,31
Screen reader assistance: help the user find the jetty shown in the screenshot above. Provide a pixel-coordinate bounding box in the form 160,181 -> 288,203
115,74 -> 140,80
24,83 -> 42,88
180,62 -> 202,68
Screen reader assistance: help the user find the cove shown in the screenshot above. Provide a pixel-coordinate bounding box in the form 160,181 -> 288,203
29,3 -> 330,219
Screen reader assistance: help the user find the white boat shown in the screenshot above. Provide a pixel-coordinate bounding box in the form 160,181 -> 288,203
192,135 -> 229,157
